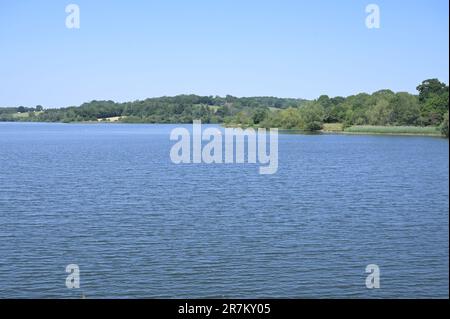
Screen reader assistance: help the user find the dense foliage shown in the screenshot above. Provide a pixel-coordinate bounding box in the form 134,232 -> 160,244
0,96 -> 306,124
228,79 -> 449,132
441,111 -> 449,138
0,79 -> 448,136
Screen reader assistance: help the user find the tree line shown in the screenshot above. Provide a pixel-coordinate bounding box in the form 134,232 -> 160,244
225,79 -> 449,136
0,95 -> 306,124
0,78 -> 448,137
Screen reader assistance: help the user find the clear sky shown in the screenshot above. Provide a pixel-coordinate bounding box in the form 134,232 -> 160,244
0,0 -> 448,108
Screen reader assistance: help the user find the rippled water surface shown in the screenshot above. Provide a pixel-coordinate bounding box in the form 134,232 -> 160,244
0,122 -> 448,298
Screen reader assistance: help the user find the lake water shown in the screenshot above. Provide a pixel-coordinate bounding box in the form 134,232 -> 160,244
0,122 -> 448,298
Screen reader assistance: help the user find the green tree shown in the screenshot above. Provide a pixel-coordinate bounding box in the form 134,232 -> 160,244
367,98 -> 393,125
417,79 -> 448,102
282,108 -> 303,129
390,93 -> 420,125
251,108 -> 268,125
441,112 -> 449,138
416,79 -> 449,125
299,103 -> 324,131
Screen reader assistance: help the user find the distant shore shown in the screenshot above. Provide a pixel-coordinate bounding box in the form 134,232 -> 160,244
1,120 -> 446,137
223,122 -> 445,137
321,123 -> 443,137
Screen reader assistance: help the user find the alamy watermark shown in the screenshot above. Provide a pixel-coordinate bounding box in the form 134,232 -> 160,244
65,4 -> 80,29
170,120 -> 278,175
365,4 -> 380,29
65,264 -> 80,289
64,4 -> 379,30
365,264 -> 380,289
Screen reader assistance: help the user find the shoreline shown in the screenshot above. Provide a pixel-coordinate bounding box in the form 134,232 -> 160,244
0,121 -> 446,138
321,130 -> 444,137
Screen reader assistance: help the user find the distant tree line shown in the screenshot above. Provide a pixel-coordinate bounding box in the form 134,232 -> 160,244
0,95 -> 306,124
0,105 -> 42,115
226,79 -> 449,136
0,79 -> 448,136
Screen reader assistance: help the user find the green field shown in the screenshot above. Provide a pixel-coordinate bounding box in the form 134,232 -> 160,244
11,112 -> 30,119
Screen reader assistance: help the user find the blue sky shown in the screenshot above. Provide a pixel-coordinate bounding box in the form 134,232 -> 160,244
0,0 -> 448,108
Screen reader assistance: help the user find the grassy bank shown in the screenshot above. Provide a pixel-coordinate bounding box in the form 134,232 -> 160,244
344,125 -> 441,136
323,123 -> 442,136
322,123 -> 344,132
